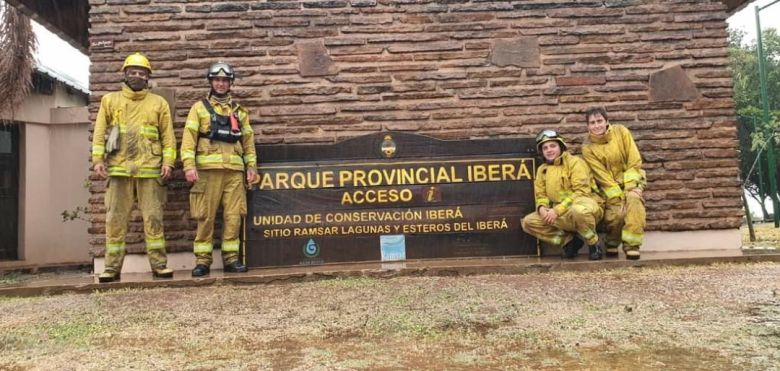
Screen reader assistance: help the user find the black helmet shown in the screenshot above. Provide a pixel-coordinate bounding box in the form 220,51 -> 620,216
535,129 -> 567,152
206,62 -> 235,81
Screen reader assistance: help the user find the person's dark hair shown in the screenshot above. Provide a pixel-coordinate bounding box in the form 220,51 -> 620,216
585,106 -> 608,123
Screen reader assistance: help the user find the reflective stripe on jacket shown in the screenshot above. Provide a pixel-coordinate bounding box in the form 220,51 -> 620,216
180,97 -> 256,172
91,85 -> 176,178
582,124 -> 645,200
534,151 -> 599,216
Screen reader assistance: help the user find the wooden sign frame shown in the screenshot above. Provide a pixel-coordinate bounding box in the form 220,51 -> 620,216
245,132 -> 538,267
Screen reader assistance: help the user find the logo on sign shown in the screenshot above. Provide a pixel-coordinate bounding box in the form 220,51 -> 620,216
303,239 -> 320,258
380,135 -> 396,158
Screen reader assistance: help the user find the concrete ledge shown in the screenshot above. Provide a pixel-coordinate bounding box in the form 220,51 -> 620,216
643,230 -> 741,251
50,106 -> 88,124
0,261 -> 91,273
4,250 -> 778,298
99,230 -> 745,274
93,251 -> 224,274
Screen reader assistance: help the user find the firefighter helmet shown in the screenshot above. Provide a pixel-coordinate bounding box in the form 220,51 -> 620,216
207,62 -> 235,81
535,129 -> 567,152
121,52 -> 152,73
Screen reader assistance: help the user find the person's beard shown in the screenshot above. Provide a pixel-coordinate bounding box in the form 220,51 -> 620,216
125,77 -> 148,91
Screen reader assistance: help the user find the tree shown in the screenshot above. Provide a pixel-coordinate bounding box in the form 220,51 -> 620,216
729,28 -> 780,220
0,2 -> 37,119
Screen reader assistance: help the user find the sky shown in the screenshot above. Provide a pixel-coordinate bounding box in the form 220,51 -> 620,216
728,0 -> 780,43
26,1 -> 779,217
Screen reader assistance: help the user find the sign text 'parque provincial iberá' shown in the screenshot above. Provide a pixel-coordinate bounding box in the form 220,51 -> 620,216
245,132 -> 538,267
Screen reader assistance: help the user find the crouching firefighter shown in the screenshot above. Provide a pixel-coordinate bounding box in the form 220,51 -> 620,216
91,52 -> 177,282
521,129 -> 604,260
582,106 -> 646,260
181,62 -> 258,277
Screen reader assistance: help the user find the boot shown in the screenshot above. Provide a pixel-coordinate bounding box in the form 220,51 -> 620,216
605,246 -> 620,257
147,249 -> 171,277
152,266 -> 174,279
98,271 -> 120,283
224,260 -> 248,273
625,248 -> 640,260
192,264 -> 210,277
561,237 -> 583,259
588,244 -> 604,260
102,246 -> 125,283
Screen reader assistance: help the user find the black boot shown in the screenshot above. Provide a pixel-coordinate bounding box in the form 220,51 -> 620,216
224,260 -> 248,273
192,264 -> 210,277
588,244 -> 604,260
561,237 -> 584,259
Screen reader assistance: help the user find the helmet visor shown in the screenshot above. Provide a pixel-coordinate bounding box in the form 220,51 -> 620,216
535,129 -> 561,143
208,63 -> 234,79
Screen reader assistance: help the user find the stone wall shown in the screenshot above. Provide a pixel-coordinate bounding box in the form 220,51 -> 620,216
87,0 -> 743,255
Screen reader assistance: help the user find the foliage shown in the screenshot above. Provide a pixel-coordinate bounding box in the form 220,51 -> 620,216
61,177 -> 92,222
729,28 -> 780,219
61,206 -> 89,222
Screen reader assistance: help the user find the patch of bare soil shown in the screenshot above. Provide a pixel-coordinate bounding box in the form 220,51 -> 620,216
0,262 -> 778,370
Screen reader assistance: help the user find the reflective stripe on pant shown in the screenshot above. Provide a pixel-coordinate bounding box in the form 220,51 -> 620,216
521,197 -> 603,247
189,169 -> 246,266
104,176 -> 168,272
603,191 -> 646,251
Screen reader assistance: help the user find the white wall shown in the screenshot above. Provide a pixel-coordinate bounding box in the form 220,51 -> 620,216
6,80 -> 92,267
19,121 -> 91,265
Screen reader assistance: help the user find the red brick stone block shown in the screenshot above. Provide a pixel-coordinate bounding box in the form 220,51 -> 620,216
556,75 -> 607,86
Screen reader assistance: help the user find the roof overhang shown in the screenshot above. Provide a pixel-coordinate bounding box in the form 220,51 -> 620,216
5,0 -> 89,54
725,0 -> 754,14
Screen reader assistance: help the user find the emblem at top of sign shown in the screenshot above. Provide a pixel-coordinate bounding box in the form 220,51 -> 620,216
381,134 -> 396,158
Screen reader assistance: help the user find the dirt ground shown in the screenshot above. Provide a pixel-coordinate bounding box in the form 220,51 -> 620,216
0,261 -> 778,370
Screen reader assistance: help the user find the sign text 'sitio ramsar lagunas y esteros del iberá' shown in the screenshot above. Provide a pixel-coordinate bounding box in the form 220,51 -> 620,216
245,132 -> 538,267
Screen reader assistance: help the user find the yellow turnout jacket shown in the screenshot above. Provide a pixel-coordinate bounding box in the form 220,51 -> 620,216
581,124 -> 645,200
534,151 -> 597,215
91,85 -> 176,177
180,96 -> 256,172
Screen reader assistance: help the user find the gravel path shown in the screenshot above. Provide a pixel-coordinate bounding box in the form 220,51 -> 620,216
1,262 -> 778,370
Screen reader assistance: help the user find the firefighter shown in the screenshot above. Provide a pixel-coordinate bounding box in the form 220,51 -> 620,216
582,106 -> 646,260
521,129 -> 604,260
181,62 -> 257,277
91,52 -> 177,282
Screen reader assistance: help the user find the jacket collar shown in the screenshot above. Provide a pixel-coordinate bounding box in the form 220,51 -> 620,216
588,125 -> 612,144
121,84 -> 148,100
208,93 -> 234,108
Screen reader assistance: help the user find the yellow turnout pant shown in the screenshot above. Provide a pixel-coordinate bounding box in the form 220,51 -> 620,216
602,191 -> 645,252
189,169 -> 246,266
522,197 -> 603,247
104,176 -> 168,273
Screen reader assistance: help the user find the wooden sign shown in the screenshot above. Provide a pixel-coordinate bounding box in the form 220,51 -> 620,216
245,132 -> 538,267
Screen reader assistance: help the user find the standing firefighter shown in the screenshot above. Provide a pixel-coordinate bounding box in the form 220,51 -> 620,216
181,62 -> 257,277
582,107 -> 646,260
91,52 -> 177,282
521,129 -> 604,260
